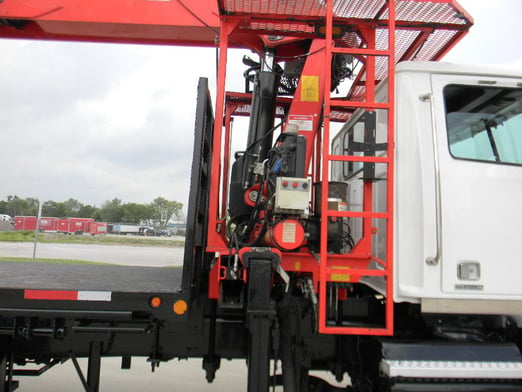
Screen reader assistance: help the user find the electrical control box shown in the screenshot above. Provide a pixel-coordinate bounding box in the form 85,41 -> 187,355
274,177 -> 310,214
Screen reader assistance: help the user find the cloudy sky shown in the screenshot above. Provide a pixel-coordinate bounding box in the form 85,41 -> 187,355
0,0 -> 520,214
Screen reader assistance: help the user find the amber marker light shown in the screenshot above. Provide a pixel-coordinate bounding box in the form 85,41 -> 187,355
173,300 -> 188,315
314,23 -> 347,39
149,296 -> 162,309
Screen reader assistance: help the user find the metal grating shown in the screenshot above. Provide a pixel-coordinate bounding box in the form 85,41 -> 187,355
415,29 -> 459,60
223,0 -> 325,16
222,0 -> 470,26
391,0 -> 468,24
221,0 -> 471,108
250,21 -> 315,34
334,0 -> 385,19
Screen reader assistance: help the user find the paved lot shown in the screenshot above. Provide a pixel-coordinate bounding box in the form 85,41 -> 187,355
19,357 -> 249,392
0,241 -> 183,267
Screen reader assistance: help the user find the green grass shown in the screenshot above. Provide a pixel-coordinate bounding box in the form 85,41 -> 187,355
0,231 -> 185,247
0,256 -> 113,265
0,231 -> 34,242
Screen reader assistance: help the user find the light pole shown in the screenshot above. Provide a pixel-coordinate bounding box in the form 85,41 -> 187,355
32,200 -> 43,262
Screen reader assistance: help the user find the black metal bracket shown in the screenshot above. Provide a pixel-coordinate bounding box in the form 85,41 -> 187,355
242,250 -> 279,392
70,342 -> 102,392
12,359 -> 61,376
202,300 -> 221,382
348,141 -> 388,153
0,351 -> 18,392
345,111 -> 387,182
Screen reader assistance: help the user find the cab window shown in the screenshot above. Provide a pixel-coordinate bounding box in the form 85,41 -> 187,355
444,84 -> 522,165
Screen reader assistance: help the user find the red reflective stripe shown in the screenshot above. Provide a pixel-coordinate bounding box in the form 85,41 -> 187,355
24,290 -> 78,301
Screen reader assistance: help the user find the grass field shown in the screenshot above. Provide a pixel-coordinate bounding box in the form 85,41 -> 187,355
0,231 -> 185,247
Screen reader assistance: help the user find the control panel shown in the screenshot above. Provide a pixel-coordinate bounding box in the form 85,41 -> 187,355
274,177 -> 310,214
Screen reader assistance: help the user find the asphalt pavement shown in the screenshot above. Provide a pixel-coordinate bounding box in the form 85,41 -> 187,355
19,357 -> 249,392
0,241 -> 183,267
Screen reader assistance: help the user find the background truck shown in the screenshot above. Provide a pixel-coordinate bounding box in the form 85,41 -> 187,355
0,1 -> 521,392
88,222 -> 108,236
57,218 -> 95,235
14,216 -> 107,235
0,215 -> 13,232
14,216 -> 58,232
110,224 -> 153,236
0,215 -> 12,224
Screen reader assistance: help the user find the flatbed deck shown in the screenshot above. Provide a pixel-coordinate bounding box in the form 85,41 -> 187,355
0,262 -> 182,293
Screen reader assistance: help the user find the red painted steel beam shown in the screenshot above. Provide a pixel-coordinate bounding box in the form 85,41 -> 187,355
0,0 -> 220,46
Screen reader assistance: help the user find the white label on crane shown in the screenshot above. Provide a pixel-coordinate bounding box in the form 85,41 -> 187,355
282,222 -> 297,243
288,114 -> 314,132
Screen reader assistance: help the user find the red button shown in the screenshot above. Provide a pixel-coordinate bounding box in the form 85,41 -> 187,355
282,181 -> 289,187
292,182 -> 299,188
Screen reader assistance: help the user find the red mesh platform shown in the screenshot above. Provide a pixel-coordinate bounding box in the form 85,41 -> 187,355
220,0 -> 472,103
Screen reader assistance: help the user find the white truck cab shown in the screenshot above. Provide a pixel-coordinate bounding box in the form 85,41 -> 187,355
0,214 -> 13,224
332,61 -> 522,315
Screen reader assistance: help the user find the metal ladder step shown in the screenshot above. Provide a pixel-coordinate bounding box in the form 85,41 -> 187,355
382,359 -> 522,379
381,342 -> 522,380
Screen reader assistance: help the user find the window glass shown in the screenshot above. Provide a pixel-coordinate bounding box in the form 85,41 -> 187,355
444,85 -> 522,165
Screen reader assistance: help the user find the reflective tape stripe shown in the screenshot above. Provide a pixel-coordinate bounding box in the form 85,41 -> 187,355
77,291 -> 112,301
24,290 -> 111,302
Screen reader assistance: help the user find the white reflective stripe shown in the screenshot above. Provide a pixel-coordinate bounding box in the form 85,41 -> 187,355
77,291 -> 112,302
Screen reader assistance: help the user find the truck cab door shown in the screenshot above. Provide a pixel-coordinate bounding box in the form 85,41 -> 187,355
431,73 -> 522,298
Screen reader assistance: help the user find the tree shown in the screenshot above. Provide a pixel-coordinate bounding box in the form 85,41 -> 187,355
121,203 -> 154,224
150,197 -> 183,227
5,195 -> 38,217
77,204 -> 100,219
42,201 -> 68,217
0,200 -> 7,215
100,198 -> 124,223
63,198 -> 83,216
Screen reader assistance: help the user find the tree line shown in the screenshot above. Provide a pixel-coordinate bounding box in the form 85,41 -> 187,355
0,196 -> 183,227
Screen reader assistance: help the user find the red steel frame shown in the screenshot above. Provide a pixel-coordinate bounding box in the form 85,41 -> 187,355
318,0 -> 395,335
205,1 -> 398,335
204,0 -> 470,335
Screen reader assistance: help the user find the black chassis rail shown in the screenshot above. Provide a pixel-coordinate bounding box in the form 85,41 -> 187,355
0,288 -> 209,359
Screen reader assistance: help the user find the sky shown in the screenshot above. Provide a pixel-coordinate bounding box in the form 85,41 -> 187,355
0,0 -> 521,214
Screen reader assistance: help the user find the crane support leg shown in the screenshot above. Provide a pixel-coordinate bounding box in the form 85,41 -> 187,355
86,342 -> 102,392
243,251 -> 278,392
70,342 -> 102,392
0,351 -> 17,392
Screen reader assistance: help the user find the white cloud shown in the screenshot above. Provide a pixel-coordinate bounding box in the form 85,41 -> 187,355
0,0 -> 519,213
0,41 -> 221,210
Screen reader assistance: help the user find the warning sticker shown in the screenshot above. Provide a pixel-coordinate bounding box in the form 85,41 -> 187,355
288,114 -> 314,132
282,221 -> 296,243
301,75 -> 319,102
